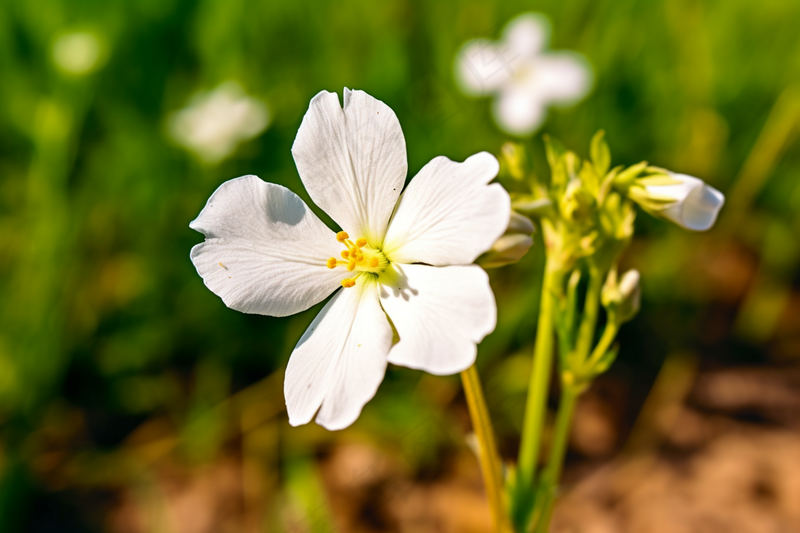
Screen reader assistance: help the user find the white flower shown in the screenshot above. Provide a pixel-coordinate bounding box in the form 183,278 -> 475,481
639,173 -> 725,231
454,13 -> 592,136
190,89 -> 510,430
169,81 -> 270,164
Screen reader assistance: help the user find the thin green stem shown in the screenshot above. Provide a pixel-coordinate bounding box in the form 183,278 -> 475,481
461,364 -> 507,533
583,320 -> 618,373
574,267 -> 602,361
533,266 -> 603,532
513,260 -> 561,531
533,386 -> 579,532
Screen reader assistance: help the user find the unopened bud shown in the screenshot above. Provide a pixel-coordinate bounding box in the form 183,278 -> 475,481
629,172 -> 724,231
602,268 -> 640,324
477,211 -> 534,268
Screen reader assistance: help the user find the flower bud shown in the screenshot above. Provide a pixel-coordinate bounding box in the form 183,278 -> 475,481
601,268 -> 640,324
500,142 -> 527,181
560,179 -> 595,222
632,173 -> 724,231
478,211 -> 534,268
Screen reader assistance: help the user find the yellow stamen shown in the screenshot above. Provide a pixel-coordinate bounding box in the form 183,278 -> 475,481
325,233 -> 388,276
341,278 -> 356,288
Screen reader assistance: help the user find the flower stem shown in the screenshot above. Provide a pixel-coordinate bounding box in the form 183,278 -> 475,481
513,260 -> 561,531
533,386 -> 579,533
583,320 -> 618,373
461,364 -> 507,533
533,266 -> 604,532
574,266 -> 602,360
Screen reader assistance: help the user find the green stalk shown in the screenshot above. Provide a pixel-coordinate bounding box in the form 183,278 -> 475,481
461,364 -> 507,533
533,267 -> 603,532
574,267 -> 602,360
513,260 -> 561,531
583,321 -> 618,373
533,386 -> 579,532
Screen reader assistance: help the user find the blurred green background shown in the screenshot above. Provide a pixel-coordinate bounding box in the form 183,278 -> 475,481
1,0 -> 799,532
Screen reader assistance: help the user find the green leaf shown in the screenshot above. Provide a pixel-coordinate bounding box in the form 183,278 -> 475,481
590,130 -> 611,178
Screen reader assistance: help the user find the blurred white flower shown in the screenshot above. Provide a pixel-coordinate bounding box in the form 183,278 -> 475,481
635,173 -> 725,231
52,31 -> 104,75
454,13 -> 592,136
190,89 -> 509,430
169,81 -> 270,164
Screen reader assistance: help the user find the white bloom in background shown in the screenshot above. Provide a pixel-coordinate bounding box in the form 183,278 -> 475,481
52,31 -> 104,75
454,13 -> 592,136
190,89 -> 509,430
169,81 -> 270,165
637,173 -> 725,231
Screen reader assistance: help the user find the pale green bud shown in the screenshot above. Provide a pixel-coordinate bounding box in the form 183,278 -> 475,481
478,211 -> 534,268
601,268 -> 641,324
560,179 -> 595,222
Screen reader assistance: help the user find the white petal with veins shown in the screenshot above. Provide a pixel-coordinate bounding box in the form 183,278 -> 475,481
382,152 -> 509,266
190,175 -> 347,317
291,89 -> 407,245
285,277 -> 393,430
379,264 -> 497,375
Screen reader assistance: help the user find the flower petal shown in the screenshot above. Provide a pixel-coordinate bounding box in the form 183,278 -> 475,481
382,152 -> 510,266
291,89 -> 407,245
494,85 -> 548,135
379,264 -> 497,375
190,175 -> 347,317
284,277 -> 393,430
533,52 -> 593,105
454,39 -> 515,96
653,174 -> 725,231
503,12 -> 551,58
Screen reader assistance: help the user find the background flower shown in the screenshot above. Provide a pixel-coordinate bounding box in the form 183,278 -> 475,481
169,81 -> 270,164
455,12 -> 593,135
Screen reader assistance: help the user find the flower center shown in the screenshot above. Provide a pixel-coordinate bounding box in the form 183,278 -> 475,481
326,231 -> 389,288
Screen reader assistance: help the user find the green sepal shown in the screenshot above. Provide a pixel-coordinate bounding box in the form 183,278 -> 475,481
511,194 -> 555,218
635,175 -> 682,187
613,161 -> 648,189
543,134 -> 568,188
